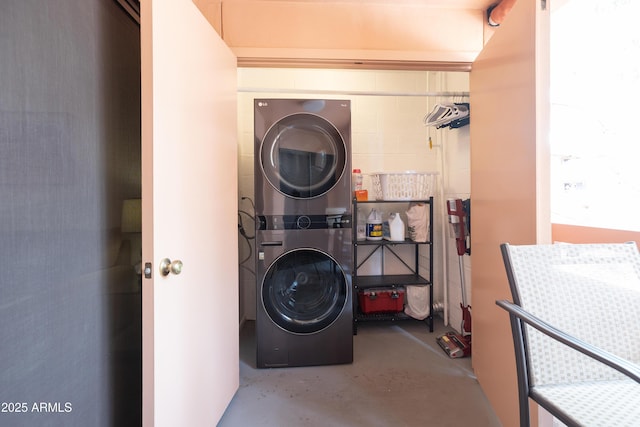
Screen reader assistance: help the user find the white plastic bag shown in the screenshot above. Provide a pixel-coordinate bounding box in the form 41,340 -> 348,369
406,202 -> 428,242
404,285 -> 430,320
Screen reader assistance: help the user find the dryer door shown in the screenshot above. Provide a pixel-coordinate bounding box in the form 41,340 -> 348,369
261,248 -> 348,334
259,113 -> 346,199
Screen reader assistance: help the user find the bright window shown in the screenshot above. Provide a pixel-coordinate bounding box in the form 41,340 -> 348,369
551,0 -> 640,231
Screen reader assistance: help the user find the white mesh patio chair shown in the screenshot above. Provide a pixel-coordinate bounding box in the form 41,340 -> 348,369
496,242 -> 640,427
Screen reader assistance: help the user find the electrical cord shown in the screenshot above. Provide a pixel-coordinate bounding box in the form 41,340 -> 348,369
238,197 -> 256,274
237,210 -> 255,240
241,196 -> 255,212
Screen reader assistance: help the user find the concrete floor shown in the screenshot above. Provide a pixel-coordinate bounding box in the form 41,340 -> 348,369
218,318 -> 501,427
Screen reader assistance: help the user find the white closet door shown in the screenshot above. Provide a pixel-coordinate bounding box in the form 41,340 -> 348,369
141,0 -> 239,425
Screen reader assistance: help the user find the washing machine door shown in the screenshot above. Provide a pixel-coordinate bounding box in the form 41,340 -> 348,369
260,113 -> 347,199
262,248 -> 348,334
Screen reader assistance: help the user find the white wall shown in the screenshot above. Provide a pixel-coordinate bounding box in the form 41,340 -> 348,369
237,68 -> 470,328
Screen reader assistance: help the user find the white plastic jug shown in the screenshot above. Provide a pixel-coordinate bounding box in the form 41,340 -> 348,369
356,208 -> 367,240
387,212 -> 405,241
366,209 -> 383,241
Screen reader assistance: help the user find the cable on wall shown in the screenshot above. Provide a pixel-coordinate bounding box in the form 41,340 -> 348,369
238,197 -> 256,277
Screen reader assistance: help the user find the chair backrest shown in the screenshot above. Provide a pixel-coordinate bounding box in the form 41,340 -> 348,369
501,242 -> 640,386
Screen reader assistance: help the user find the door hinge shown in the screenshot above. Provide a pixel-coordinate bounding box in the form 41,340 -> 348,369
541,0 -> 547,11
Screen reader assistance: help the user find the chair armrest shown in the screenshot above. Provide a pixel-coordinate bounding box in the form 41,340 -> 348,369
496,299 -> 640,383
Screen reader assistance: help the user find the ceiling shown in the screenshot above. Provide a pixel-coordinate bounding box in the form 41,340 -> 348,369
224,0 -> 496,7
193,0 -> 506,70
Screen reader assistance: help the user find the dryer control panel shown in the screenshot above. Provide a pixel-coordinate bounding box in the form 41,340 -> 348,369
257,214 -> 351,230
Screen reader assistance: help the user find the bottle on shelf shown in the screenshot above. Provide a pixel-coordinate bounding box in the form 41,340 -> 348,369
353,168 -> 368,201
366,208 -> 383,241
353,168 -> 363,191
383,212 -> 406,241
356,208 -> 367,241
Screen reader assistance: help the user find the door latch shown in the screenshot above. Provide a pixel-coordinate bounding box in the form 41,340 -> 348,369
144,262 -> 152,279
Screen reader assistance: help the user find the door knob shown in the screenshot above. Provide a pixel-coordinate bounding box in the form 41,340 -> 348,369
159,258 -> 183,276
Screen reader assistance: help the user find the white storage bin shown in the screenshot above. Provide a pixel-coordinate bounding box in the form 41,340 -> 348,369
370,172 -> 437,200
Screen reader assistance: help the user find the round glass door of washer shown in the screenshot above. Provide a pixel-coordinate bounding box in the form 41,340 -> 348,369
261,248 -> 348,334
259,113 -> 346,199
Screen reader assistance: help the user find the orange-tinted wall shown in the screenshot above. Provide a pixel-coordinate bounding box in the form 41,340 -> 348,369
469,1 -> 549,426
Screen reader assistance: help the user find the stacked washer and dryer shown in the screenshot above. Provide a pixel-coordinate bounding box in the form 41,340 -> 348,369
254,99 -> 353,368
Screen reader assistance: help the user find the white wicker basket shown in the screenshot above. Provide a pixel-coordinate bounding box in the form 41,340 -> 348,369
370,172 -> 437,201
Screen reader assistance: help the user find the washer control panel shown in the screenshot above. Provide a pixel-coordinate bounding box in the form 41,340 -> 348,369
257,214 -> 351,231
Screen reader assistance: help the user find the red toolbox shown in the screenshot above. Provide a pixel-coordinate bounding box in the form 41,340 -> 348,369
358,288 -> 405,314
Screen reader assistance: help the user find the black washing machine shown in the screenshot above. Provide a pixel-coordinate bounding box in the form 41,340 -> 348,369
255,214 -> 353,368
254,99 -> 351,216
